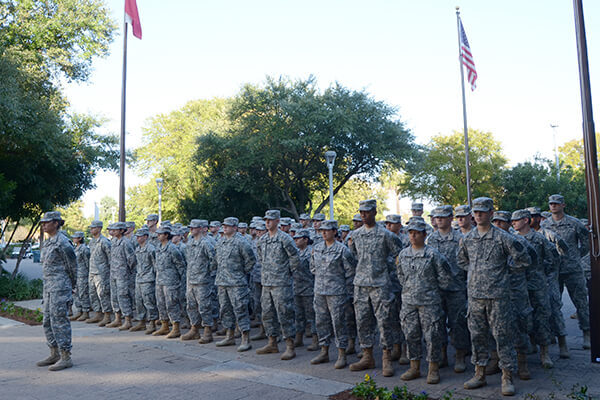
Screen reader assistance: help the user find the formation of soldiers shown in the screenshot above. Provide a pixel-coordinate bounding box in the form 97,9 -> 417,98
36,193 -> 592,398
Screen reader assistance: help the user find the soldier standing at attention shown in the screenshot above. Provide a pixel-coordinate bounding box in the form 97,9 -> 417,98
130,227 -> 158,334
541,194 -> 591,349
145,214 -> 160,248
37,211 -> 77,371
70,231 -> 90,322
85,220 -> 113,326
410,202 -> 434,235
454,205 -> 473,235
458,197 -> 531,397
311,213 -> 326,245
299,213 -> 312,229
348,199 -> 402,378
250,221 -> 268,341
255,210 -> 300,360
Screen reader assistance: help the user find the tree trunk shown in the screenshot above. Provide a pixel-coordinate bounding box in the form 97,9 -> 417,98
11,221 -> 39,280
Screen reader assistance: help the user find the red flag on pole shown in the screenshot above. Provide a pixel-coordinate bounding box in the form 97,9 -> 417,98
125,0 -> 142,39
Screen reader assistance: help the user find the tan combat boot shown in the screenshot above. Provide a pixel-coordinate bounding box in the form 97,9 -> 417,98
382,348 -> 394,377
86,311 -> 103,324
334,348 -> 347,369
454,349 -> 467,373
166,322 -> 181,339
400,359 -> 421,381
440,345 -> 449,367
36,347 -> 60,367
307,334 -> 319,351
583,330 -> 591,349
294,332 -> 304,347
305,324 -> 312,338
215,326 -> 227,336
310,346 -> 329,364
70,311 -> 82,321
398,343 -> 409,365
98,312 -> 112,327
427,362 -> 440,384
76,311 -> 89,321
130,319 -> 146,332
256,336 -> 279,354
237,330 -> 252,352
216,329 -> 235,347
346,337 -> 356,355
152,320 -> 170,336
250,324 -> 267,341
281,338 -> 296,360
106,312 -> 122,328
501,369 -> 516,396
464,365 -> 487,389
181,325 -> 200,340
212,318 -> 219,332
199,326 -> 213,344
349,347 -> 375,371
48,350 -> 73,371
390,343 -> 401,361
517,352 -> 530,380
119,316 -> 132,331
485,351 -> 500,375
145,320 -> 156,335
540,345 -> 554,369
558,335 -> 570,359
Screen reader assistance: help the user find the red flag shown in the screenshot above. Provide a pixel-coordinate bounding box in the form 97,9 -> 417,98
125,0 -> 142,39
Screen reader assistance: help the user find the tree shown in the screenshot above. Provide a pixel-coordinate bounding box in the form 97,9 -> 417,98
58,200 -> 91,235
99,196 -> 117,225
558,133 -> 600,171
399,129 -> 507,205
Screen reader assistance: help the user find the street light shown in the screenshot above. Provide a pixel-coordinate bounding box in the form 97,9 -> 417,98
156,178 -> 163,223
550,124 -> 560,182
325,151 -> 336,220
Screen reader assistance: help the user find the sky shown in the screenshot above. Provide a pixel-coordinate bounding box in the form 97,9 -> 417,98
63,0 -> 600,217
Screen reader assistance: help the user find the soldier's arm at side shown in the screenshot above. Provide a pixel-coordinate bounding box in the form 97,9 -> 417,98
283,235 -> 300,272
504,234 -> 531,270
576,219 -> 590,257
433,250 -> 454,291
457,237 -> 469,271
342,246 -> 356,287
241,240 -> 256,275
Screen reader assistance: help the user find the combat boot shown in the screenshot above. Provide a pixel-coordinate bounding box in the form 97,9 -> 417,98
517,352 -> 530,380
501,369 -> 516,396
334,348 -> 347,369
349,347 -> 375,371
181,325 -> 200,341
70,311 -> 82,321
216,329 -> 235,347
527,336 -> 537,354
305,324 -> 312,338
36,347 -> 60,367
130,319 -> 146,332
382,348 -> 394,377
427,362 -> 440,384
119,316 -> 132,331
144,320 -> 156,335
540,345 -> 554,369
310,346 -> 329,364
583,330 -> 591,349
199,326 -> 213,344
86,311 -> 103,324
390,343 -> 401,361
294,332 -> 304,347
152,320 -> 170,336
281,338 -> 296,360
48,350 -> 73,371
346,337 -> 356,355
106,312 -> 122,328
307,334 -> 319,351
398,343 -> 409,365
250,324 -> 267,341
464,365 -> 487,389
212,318 -> 219,332
558,335 -> 570,358
76,311 -> 89,321
256,336 -> 279,354
166,322 -> 181,339
237,330 -> 251,352
216,326 -> 227,336
454,349 -> 467,373
440,345 -> 449,367
485,351 -> 501,375
400,359 -> 421,381
98,312 -> 112,327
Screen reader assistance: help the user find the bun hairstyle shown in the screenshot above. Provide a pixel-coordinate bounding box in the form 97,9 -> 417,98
57,220 -> 65,228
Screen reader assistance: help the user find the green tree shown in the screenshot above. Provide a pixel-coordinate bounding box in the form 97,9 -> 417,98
99,196 -> 117,225
400,129 -> 507,205
57,200 -> 91,235
558,133 -> 600,171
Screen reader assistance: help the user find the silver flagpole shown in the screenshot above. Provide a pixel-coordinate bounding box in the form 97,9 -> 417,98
456,7 -> 472,207
118,21 -> 128,222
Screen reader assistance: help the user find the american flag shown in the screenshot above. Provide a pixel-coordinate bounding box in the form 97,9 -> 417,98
459,18 -> 477,91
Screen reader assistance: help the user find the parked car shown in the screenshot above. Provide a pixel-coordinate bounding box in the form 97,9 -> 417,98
10,245 -> 33,259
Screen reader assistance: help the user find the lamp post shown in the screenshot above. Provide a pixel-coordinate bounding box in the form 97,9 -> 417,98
550,124 -> 560,182
156,178 -> 163,223
325,151 -> 336,220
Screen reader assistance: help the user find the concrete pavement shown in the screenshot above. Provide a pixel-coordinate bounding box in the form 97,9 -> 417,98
2,258 -> 43,280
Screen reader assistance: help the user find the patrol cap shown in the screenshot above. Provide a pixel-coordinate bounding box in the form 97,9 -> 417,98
173,222 -> 183,229
541,211 -> 552,219
161,220 -> 172,227
125,221 -> 136,229
385,214 -> 402,224
251,216 -> 264,222
238,222 -> 248,229
406,220 -> 427,232
156,225 -> 171,234
264,210 -> 281,220
411,202 -> 424,211
254,221 -> 266,231
134,228 -> 149,237
182,227 -> 190,234
189,219 -> 207,228
293,229 -> 311,239
222,217 -> 239,227
209,221 -> 221,228
492,211 -> 511,222
249,222 -> 256,229
472,197 -> 494,212
290,222 -> 303,231
511,209 -> 531,221
71,231 -> 84,239
454,205 -> 472,217
319,220 -> 338,230
89,220 -> 103,228
352,214 -> 362,222
408,216 -> 425,224
299,213 -> 311,221
108,222 -> 127,230
312,213 -> 326,221
280,217 -> 292,226
40,211 -> 63,222
549,194 -> 565,204
218,227 -> 223,233
358,199 -> 377,212
432,205 -> 453,218
339,224 -> 350,232
526,207 -> 541,216
145,213 -> 159,221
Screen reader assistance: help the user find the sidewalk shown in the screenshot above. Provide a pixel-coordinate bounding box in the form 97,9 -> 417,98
1,293 -> 598,400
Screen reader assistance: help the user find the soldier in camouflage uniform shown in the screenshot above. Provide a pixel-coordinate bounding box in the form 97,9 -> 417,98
311,213 -> 326,245
299,213 -> 312,229
171,226 -> 188,327
130,228 -> 158,334
397,219 -> 454,384
426,206 -> 470,373
291,229 -> 318,350
37,211 -> 77,371
153,225 -> 187,339
255,210 -> 300,360
410,203 -> 434,235
339,225 -> 350,243
348,199 -> 402,378
455,205 -> 473,235
309,222 -> 356,369
541,194 -> 591,349
209,221 -> 221,238
212,217 -> 256,351
145,214 -> 160,249
85,220 -> 113,326
70,231 -> 91,322
458,197 -> 531,397
280,217 -> 292,234
250,221 -> 268,340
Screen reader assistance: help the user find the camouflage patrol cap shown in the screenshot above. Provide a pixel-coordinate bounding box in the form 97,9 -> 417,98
541,211 -> 552,219
411,202 -> 424,211
408,216 -> 425,224
290,222 -> 303,231
511,209 -> 531,221
145,213 -> 159,221
189,219 -> 207,228
218,227 -> 223,233
492,211 -> 511,222
299,213 -> 311,220
222,217 -> 239,227
161,220 -> 172,227
352,214 -> 362,222
319,220 -> 338,230
549,194 -> 565,204
454,205 -> 472,217
385,214 -> 402,224
251,216 -> 264,222
526,207 -> 541,216
40,211 -> 63,222
264,210 -> 281,220
280,217 -> 292,226
238,222 -> 248,229
339,224 -> 350,232
156,225 -> 171,234
173,222 -> 183,229
89,220 -> 103,228
312,213 -> 326,221
406,220 -> 427,232
71,231 -> 84,239
209,221 -> 221,228
293,229 -> 311,239
125,221 -> 136,229
254,221 -> 266,231
135,228 -> 149,237
358,199 -> 377,212
432,205 -> 453,218
472,197 -> 494,212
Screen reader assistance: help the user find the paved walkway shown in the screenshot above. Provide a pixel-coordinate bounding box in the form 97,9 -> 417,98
1,293 -> 598,400
3,258 -> 43,280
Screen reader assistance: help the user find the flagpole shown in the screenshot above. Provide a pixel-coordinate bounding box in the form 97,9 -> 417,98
456,7 -> 472,207
118,21 -> 128,222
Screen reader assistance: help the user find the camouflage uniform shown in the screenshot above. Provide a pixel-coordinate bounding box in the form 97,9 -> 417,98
156,240 -> 186,323
293,244 -> 317,336
134,236 -> 158,322
73,239 -> 91,313
186,233 -> 216,327
109,232 -> 137,318
88,230 -> 112,313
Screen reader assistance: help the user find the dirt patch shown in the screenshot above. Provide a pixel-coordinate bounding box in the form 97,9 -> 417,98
0,303 -> 42,325
329,389 -> 360,400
